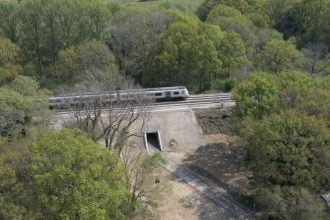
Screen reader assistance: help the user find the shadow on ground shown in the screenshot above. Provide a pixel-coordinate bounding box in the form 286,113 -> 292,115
174,142 -> 254,219
179,194 -> 235,220
182,143 -> 249,187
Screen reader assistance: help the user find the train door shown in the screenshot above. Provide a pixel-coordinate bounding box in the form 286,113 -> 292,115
165,91 -> 171,98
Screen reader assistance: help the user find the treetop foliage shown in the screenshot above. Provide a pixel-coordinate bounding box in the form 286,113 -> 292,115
233,71 -> 329,119
0,75 -> 48,138
0,0 -> 114,82
1,0 -> 329,93
258,39 -> 303,74
243,185 -> 327,220
233,72 -> 279,119
0,38 -> 20,65
0,38 -> 22,84
242,110 -> 330,190
206,3 -> 257,48
235,70 -> 330,219
55,40 -> 120,91
0,129 -> 129,219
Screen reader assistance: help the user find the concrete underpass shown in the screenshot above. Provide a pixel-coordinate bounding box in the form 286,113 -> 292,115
144,131 -> 162,153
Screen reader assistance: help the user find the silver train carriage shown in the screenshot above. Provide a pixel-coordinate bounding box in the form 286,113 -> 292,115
49,86 -> 189,109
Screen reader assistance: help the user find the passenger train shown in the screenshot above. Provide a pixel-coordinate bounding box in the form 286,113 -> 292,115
49,86 -> 189,109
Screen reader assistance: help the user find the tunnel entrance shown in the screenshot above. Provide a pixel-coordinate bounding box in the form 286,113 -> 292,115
144,131 -> 163,153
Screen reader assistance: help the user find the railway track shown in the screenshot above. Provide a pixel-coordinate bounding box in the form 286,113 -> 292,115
55,93 -> 235,114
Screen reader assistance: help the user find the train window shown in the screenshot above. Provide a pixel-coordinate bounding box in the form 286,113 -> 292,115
174,91 -> 179,95
155,93 -> 162,96
50,99 -> 62,103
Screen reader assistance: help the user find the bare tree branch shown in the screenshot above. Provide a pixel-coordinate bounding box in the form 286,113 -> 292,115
67,72 -> 151,152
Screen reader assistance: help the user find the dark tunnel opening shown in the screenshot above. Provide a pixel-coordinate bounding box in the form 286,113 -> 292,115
146,132 -> 161,152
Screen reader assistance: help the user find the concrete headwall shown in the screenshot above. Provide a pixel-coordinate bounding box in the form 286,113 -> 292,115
130,109 -> 204,153
52,109 -> 204,153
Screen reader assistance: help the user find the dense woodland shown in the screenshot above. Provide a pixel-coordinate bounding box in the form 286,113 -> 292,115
0,0 -> 329,219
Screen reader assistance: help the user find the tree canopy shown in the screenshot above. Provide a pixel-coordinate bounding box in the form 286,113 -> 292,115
0,129 -> 129,219
233,72 -> 279,119
0,76 -> 48,138
258,39 -> 303,74
242,110 -> 330,190
55,40 -> 120,90
0,38 -> 22,84
235,71 -> 330,219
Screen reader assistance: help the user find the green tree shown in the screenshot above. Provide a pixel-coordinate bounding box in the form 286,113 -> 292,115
55,41 -> 120,90
256,28 -> 283,51
233,72 -> 279,119
0,0 -> 20,42
16,0 -> 112,80
244,185 -> 328,220
158,0 -> 203,14
0,76 -> 48,137
277,71 -> 313,109
235,66 -> 330,219
19,0 -> 45,78
145,20 -> 223,92
320,55 -> 330,76
265,0 -> 330,48
219,31 -> 247,77
264,0 -> 303,39
108,6 -> 173,80
0,140 -> 34,219
195,23 -> 223,91
144,20 -> 201,89
241,110 -> 330,190
301,43 -> 328,75
0,37 -> 21,63
258,38 -> 303,74
300,0 -> 330,47
197,0 -> 269,22
10,75 -> 43,96
0,129 -> 130,219
233,71 -> 328,119
0,38 -> 23,84
296,75 -> 330,126
206,4 -> 257,49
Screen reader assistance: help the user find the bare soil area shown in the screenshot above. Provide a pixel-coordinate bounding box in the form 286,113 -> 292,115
195,108 -> 240,135
183,134 -> 251,190
140,167 -> 236,220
